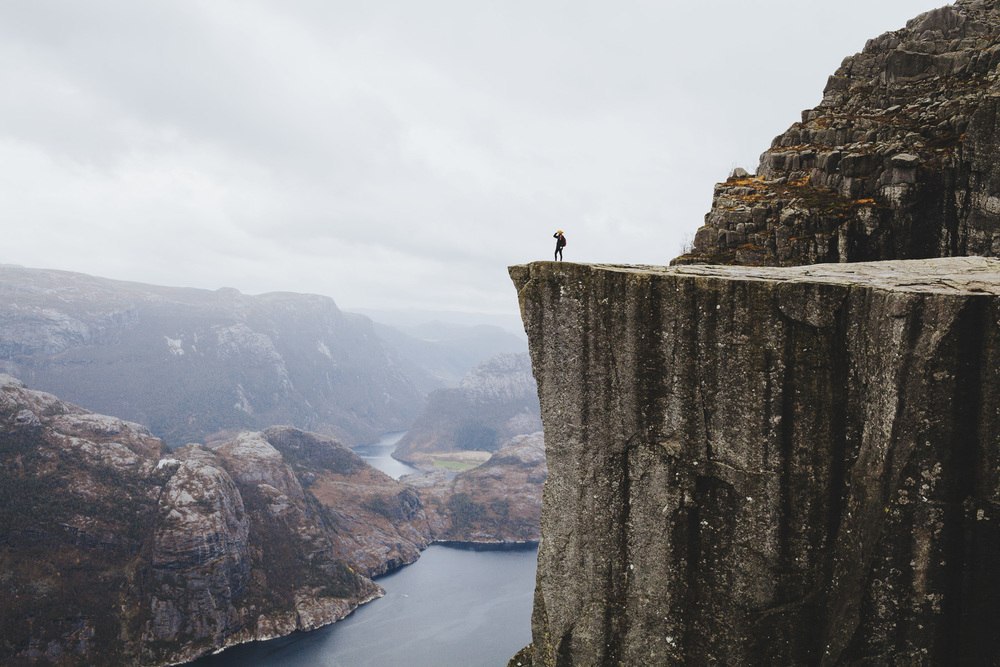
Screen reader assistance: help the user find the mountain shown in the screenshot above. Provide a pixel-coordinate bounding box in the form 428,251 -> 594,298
675,1 -> 1000,268
393,352 -> 542,467
0,265 -> 423,446
408,432 -> 545,544
0,375 -> 394,665
350,307 -> 526,340
257,427 -> 432,577
370,320 -> 527,393
0,372 -> 543,664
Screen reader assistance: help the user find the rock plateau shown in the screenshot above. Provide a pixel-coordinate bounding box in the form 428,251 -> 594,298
511,259 -> 999,665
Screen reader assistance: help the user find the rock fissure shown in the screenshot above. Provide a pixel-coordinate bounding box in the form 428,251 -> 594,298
942,295 -> 987,659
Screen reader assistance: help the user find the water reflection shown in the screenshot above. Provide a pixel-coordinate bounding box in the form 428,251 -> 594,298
353,431 -> 420,479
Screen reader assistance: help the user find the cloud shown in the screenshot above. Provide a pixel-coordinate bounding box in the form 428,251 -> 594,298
0,0 -> 947,318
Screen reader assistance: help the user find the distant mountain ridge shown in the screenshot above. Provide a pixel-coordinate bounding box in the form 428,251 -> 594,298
0,265 -> 424,446
371,320 -> 526,392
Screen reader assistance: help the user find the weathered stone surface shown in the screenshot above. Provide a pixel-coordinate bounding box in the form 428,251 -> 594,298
510,259 -> 999,665
675,0 -> 1000,268
260,426 -> 434,577
0,365 -> 546,667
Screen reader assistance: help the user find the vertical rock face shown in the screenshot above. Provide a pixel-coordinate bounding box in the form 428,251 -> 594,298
511,259 -> 999,665
676,0 -> 1000,267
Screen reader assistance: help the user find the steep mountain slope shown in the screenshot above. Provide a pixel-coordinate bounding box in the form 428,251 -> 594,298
0,376 -> 388,665
676,0 -> 1000,267
0,265 -> 422,446
408,432 -> 545,544
0,372 -> 542,665
258,427 -> 433,577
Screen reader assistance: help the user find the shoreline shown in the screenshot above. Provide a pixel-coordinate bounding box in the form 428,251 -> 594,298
431,539 -> 539,553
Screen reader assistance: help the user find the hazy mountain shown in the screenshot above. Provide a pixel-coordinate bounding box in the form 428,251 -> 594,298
370,319 -> 527,392
351,307 -> 526,339
0,265 -> 423,446
393,352 -> 542,465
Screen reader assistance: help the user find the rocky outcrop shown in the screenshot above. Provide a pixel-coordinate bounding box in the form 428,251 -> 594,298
409,432 -> 546,544
0,377 -> 426,666
676,0 -> 1000,267
258,427 -> 433,577
510,259 -> 999,665
0,265 -> 423,446
394,353 -> 542,466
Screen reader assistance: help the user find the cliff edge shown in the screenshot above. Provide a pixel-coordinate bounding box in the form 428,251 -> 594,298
511,259 -> 998,665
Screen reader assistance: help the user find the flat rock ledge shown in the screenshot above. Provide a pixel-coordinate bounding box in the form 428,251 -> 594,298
510,258 -> 999,666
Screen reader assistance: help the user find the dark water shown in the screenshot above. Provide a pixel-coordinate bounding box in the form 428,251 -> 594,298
188,433 -> 538,666
189,544 -> 537,667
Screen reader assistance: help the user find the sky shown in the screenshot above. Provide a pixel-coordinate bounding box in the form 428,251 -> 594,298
0,0 -> 948,322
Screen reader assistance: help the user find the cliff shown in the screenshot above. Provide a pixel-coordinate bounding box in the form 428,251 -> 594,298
676,0 -> 1000,267
0,265 -> 423,446
510,259 -> 999,665
257,427 -> 433,577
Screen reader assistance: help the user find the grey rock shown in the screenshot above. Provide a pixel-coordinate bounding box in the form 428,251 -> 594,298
0,382 -> 385,666
510,258 -> 1000,666
675,0 -> 1000,268
891,152 -> 921,166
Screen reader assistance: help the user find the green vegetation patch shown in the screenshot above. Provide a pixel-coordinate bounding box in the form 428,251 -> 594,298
433,459 -> 481,472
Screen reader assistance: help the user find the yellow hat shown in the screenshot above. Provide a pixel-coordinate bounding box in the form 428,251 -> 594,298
556,229 -> 564,234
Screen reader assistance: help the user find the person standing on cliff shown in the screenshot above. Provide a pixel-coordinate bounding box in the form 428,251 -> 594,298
553,230 -> 566,261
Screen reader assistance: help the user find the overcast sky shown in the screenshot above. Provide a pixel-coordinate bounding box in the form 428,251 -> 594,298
0,0 -> 947,322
